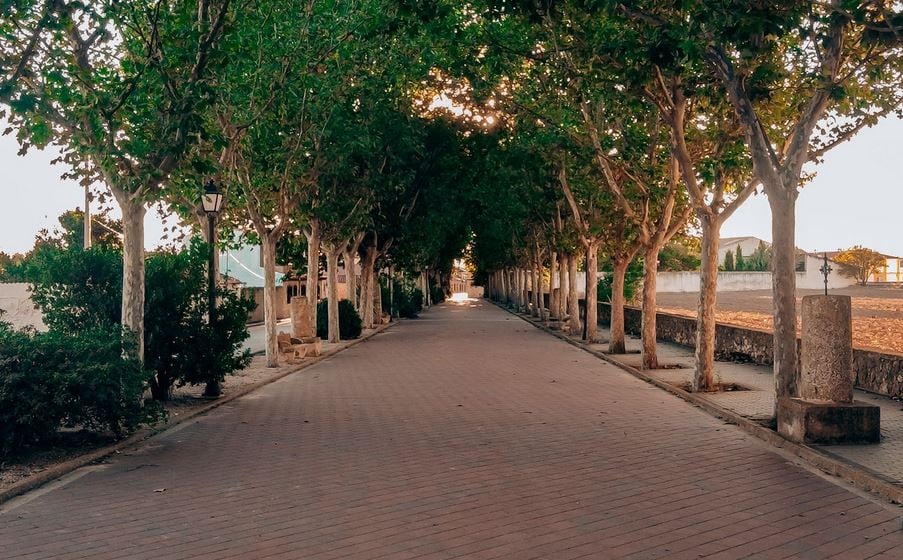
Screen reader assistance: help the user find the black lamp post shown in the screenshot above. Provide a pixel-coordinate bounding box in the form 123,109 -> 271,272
201,180 -> 225,397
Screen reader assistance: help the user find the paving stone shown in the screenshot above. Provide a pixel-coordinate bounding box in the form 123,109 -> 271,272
1,300 -> 901,559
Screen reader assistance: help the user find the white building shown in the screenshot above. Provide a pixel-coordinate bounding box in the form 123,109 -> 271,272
656,236 -> 856,293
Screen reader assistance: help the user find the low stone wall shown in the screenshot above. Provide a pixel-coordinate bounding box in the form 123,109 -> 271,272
597,302 -> 903,398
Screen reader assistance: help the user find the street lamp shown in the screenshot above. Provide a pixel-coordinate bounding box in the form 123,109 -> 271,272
202,180 -> 225,397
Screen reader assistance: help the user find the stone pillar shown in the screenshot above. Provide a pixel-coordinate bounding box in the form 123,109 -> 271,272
777,295 -> 879,444
291,296 -> 315,339
800,295 -> 853,403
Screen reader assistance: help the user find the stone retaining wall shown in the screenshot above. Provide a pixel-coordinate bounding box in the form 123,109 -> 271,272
596,302 -> 903,398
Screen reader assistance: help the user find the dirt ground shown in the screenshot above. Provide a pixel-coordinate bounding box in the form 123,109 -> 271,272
657,285 -> 903,355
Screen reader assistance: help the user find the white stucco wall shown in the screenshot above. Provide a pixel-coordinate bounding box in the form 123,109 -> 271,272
655,266 -> 855,294
0,283 -> 46,331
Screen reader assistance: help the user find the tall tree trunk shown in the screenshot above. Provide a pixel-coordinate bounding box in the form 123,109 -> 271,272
549,252 -> 558,319
530,264 -> 539,317
325,247 -> 340,343
768,186 -> 800,404
374,269 -> 383,321
538,262 -> 547,322
344,249 -> 357,311
567,253 -> 580,335
304,222 -> 321,332
83,184 -> 92,250
360,244 -> 377,329
261,234 -> 279,367
641,245 -> 660,369
693,214 -> 721,391
609,257 -> 629,354
584,242 -> 599,343
118,193 -> 147,360
557,253 -> 568,321
514,268 -> 524,312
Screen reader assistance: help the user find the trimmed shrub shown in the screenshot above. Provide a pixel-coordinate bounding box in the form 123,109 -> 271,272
316,299 -> 363,339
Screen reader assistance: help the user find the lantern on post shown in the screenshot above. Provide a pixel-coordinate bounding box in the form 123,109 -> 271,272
201,180 -> 225,397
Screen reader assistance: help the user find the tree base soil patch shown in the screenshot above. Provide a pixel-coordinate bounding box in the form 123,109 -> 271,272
674,381 -> 751,393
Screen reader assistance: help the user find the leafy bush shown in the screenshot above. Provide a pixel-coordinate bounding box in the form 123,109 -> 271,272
382,278 -> 422,318
658,241 -> 701,272
429,281 -> 446,305
144,242 -> 254,399
0,321 -> 162,458
27,245 -> 122,332
24,239 -> 254,400
598,258 -> 644,304
316,299 -> 363,339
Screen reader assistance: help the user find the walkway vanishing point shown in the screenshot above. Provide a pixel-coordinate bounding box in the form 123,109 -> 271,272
2,300 -> 902,559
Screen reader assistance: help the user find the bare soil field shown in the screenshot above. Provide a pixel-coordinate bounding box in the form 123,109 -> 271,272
657,285 -> 903,355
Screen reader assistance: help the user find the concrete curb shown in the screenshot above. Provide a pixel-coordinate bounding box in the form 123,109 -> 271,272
0,320 -> 397,506
495,301 -> 903,505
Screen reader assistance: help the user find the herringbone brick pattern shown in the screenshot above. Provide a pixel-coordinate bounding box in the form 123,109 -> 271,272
2,300 -> 901,559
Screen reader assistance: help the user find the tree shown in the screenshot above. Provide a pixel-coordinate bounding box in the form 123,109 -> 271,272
734,245 -> 746,271
1,1 -> 232,359
747,241 -> 773,272
723,250 -> 735,272
199,0 -> 386,364
659,0 -> 903,405
658,238 -> 701,272
835,246 -> 886,285
471,2 -> 693,364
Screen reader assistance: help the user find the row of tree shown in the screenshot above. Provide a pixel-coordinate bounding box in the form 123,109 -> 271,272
3,2 -> 902,419
454,0 -> 902,412
1,1 -> 475,369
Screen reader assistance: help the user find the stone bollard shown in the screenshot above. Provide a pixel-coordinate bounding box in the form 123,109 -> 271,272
777,295 -> 879,444
800,295 -> 854,402
291,296 -> 315,339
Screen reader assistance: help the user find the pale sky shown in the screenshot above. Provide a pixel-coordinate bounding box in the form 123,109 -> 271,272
0,116 -> 901,256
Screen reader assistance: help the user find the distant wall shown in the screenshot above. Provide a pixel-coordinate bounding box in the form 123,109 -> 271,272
0,283 -> 45,331
597,302 -> 903,398
243,286 -> 290,323
656,269 -> 855,293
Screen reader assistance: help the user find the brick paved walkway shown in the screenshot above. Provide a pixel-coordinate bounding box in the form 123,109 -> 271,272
3,300 -> 902,559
